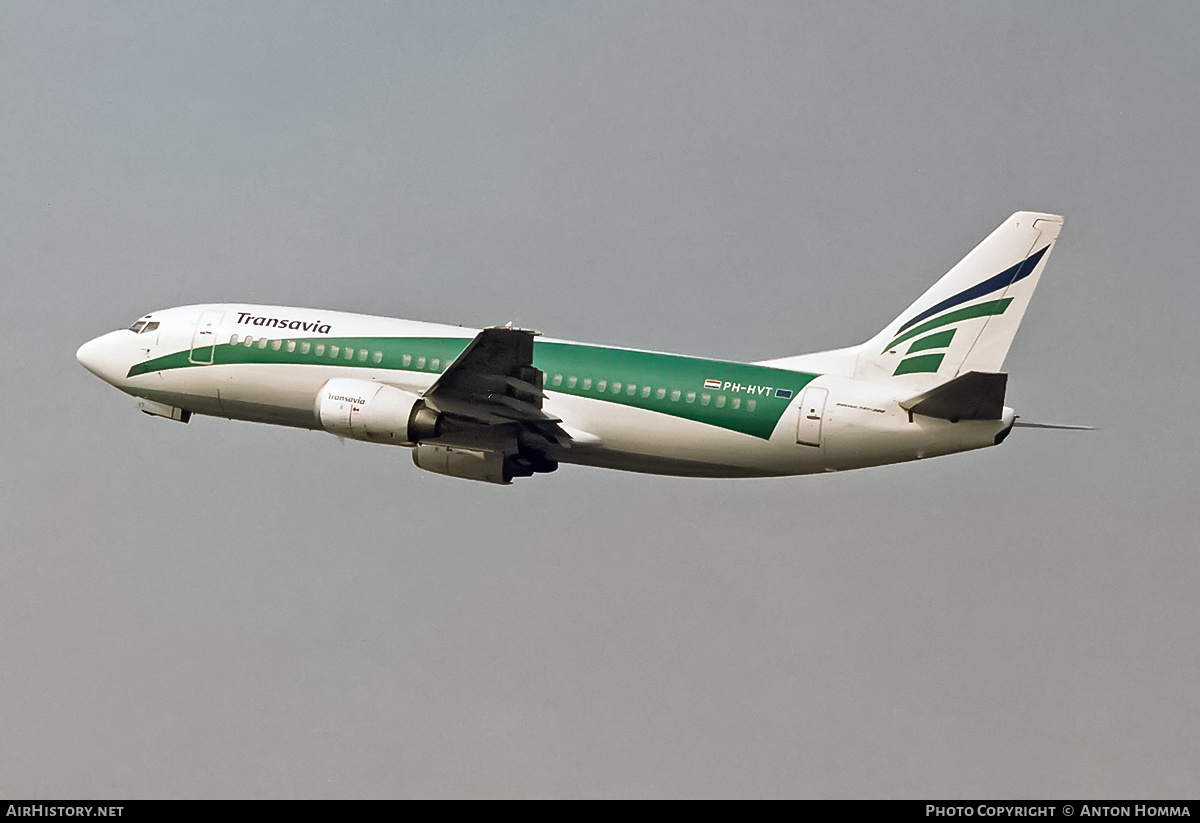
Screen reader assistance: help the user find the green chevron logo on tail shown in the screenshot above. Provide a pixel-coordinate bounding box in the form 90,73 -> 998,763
885,244 -> 1049,375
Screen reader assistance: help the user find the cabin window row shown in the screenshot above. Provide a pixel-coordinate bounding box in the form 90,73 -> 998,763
220,336 -> 752,410
227,335 -> 443,371
546,373 -> 757,412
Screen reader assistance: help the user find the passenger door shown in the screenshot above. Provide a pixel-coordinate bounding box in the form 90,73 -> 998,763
189,310 -> 224,364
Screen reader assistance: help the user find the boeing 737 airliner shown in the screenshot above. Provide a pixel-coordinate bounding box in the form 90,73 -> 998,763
77,212 -> 1073,484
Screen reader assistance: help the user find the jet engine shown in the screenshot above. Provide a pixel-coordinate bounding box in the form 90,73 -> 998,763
412,443 -> 510,484
316,378 -> 440,445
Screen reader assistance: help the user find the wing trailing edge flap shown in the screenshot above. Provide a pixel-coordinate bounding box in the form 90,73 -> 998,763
421,326 -> 571,451
900,371 -> 1007,422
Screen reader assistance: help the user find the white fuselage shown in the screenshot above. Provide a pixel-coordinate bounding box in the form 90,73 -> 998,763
77,303 -> 1013,479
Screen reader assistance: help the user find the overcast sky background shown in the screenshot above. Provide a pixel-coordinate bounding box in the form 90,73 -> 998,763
2,1 -> 1198,798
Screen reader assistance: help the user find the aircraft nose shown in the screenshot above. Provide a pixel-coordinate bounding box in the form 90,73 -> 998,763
76,331 -> 129,386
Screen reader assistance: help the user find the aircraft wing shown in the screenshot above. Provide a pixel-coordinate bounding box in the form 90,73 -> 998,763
417,327 -> 570,478
424,327 -> 548,418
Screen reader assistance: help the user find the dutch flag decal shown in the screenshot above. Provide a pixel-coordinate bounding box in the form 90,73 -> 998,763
703,379 -> 722,390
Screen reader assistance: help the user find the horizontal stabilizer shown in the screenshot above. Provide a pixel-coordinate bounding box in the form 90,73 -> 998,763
900,371 -> 1007,422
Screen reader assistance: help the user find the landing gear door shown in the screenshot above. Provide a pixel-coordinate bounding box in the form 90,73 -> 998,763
796,386 -> 828,447
189,310 -> 224,364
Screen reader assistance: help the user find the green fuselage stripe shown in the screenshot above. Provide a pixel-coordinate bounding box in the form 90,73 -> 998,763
128,336 -> 819,439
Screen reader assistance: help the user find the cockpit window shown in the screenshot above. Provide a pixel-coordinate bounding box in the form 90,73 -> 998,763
128,321 -> 147,333
141,321 -> 159,333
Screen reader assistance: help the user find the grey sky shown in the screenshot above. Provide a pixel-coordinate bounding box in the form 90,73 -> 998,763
2,1 -> 1197,798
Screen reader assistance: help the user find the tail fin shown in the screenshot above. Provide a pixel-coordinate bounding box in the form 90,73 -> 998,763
856,211 -> 1063,387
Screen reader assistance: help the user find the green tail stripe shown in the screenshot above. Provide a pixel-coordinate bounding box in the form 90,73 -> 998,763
906,329 -> 956,354
894,353 -> 945,375
883,298 -> 1012,353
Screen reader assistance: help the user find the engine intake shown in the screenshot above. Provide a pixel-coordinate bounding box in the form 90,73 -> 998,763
316,378 -> 440,445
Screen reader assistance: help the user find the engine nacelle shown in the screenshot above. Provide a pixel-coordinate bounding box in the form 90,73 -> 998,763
412,443 -> 510,484
316,378 -> 440,445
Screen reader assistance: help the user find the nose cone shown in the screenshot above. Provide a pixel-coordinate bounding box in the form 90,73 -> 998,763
76,331 -> 130,386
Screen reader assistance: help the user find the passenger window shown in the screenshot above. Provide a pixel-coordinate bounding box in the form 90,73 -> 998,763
627,385 -> 637,396
686,391 -> 696,404
641,386 -> 651,398
402,354 -> 412,367
301,342 -> 311,354
416,356 -> 426,369
670,390 -> 681,402
700,393 -> 711,405
552,374 -> 563,386
330,345 -> 339,357
582,378 -> 592,390
431,358 -> 440,370
716,395 -> 726,408
611,381 -> 621,394
567,376 -> 578,388
315,343 -> 325,356
747,399 -> 757,412
597,380 -> 607,392
358,350 -> 367,362
272,340 -> 282,351
656,388 -> 666,400
344,348 -> 354,360
731,397 -> 741,410
258,339 -> 268,349
230,334 -> 239,345
373,351 -> 382,364
287,341 -> 296,352
244,336 -> 254,347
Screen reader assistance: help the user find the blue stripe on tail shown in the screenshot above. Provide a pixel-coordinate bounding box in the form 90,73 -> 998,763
896,245 -> 1048,334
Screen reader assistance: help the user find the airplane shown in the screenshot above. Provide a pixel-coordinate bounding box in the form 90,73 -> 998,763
76,211 -> 1080,484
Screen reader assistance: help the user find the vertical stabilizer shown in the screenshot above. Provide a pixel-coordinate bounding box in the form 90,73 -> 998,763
855,211 -> 1063,388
